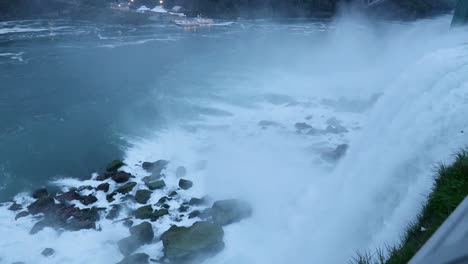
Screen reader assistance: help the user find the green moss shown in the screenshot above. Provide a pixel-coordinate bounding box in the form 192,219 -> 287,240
350,150 -> 468,264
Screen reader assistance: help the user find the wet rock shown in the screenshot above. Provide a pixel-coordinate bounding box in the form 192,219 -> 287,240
96,183 -> 110,192
154,209 -> 169,218
188,210 -> 201,219
322,144 -> 349,161
157,196 -> 170,205
179,179 -> 193,190
81,195 -> 98,206
106,204 -> 122,220
15,211 -> 30,220
135,189 -> 152,204
161,221 -> 224,263
118,236 -> 141,256
106,192 -> 117,203
116,253 -> 150,264
134,205 -> 155,220
161,204 -> 170,210
106,160 -> 125,172
178,205 -> 189,213
210,199 -> 252,226
27,196 -> 55,215
130,222 -> 154,243
189,198 -> 205,206
142,160 -> 169,175
96,172 -> 113,181
8,203 -> 22,211
67,219 -> 96,231
56,190 -> 82,203
123,219 -> 134,227
175,166 -> 187,178
41,248 -> 55,257
295,122 -> 313,131
116,182 -> 137,194
142,174 -> 161,184
32,188 -> 49,199
78,185 -> 94,191
112,172 -> 132,183
168,191 -> 178,197
30,220 -> 49,234
146,180 -> 166,190
325,124 -> 348,134
258,120 -> 281,129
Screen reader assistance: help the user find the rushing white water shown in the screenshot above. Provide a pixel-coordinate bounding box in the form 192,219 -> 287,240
1,13 -> 468,264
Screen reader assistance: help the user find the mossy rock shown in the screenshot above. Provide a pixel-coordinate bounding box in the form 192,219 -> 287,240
178,179 -> 193,190
106,160 -> 125,172
135,189 -> 152,204
154,209 -> 169,218
116,253 -> 149,264
116,182 -> 137,194
161,221 -> 224,263
142,174 -> 161,184
146,180 -> 166,190
210,199 -> 252,226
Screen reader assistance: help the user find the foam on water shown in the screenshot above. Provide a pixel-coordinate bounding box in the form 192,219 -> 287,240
1,13 -> 468,264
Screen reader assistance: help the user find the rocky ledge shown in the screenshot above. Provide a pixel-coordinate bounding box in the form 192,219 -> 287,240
3,159 -> 252,264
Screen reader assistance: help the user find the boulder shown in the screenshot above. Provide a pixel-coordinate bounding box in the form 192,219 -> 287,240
178,179 -> 193,190
106,160 -> 125,172
96,183 -> 110,192
189,198 -> 205,206
134,205 -> 155,220
161,221 -> 224,263
154,209 -> 169,218
81,195 -> 98,206
142,160 -> 169,174
27,196 -> 55,215
8,203 -> 22,211
15,211 -> 30,220
146,180 -> 166,190
116,182 -> 137,194
175,166 -> 187,178
41,248 -> 55,257
96,172 -> 113,181
168,191 -> 178,197
106,204 -> 122,220
188,210 -> 201,219
130,222 -> 154,243
32,188 -> 49,199
157,196 -> 170,205
142,174 -> 161,184
112,172 -> 132,183
210,199 -> 252,226
116,253 -> 150,264
135,189 -> 152,204
56,190 -> 82,203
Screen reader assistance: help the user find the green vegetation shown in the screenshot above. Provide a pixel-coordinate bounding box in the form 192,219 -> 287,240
351,150 -> 468,264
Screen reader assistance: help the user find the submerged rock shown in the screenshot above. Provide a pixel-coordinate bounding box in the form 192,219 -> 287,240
27,196 -> 55,215
146,180 -> 166,190
178,179 -> 193,190
106,204 -> 122,220
175,166 -> 187,178
295,122 -> 313,131
135,189 -> 152,204
41,248 -> 55,257
116,182 -> 137,194
15,211 -> 30,220
112,172 -> 132,183
106,160 -> 125,172
142,174 -> 161,184
210,199 -> 252,226
161,221 -> 224,263
189,198 -> 206,206
32,188 -> 49,199
116,253 -> 150,264
118,236 -> 141,256
325,124 -> 348,134
142,160 -> 169,175
130,222 -> 154,243
321,144 -> 349,161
